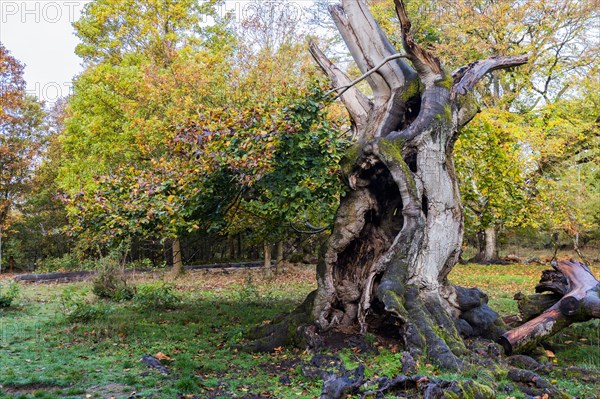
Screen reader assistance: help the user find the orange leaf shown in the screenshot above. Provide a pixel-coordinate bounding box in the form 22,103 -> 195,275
155,352 -> 172,361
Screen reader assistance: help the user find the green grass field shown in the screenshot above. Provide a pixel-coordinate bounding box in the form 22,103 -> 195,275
0,263 -> 598,398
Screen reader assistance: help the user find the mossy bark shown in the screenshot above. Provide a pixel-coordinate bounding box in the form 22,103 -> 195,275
248,0 -> 527,370
306,116 -> 497,370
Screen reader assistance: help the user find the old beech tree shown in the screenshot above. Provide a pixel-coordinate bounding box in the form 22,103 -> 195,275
251,0 -> 528,368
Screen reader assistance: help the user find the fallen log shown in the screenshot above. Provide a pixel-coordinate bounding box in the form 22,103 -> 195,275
14,271 -> 95,283
14,261 -> 265,283
185,261 -> 264,271
500,260 -> 600,354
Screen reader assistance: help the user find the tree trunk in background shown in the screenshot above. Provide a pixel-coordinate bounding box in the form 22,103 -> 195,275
263,241 -> 273,277
229,237 -> 236,260
249,0 -> 526,369
551,231 -> 560,259
485,227 -> 498,261
172,238 -> 184,275
474,227 -> 498,263
275,241 -> 284,274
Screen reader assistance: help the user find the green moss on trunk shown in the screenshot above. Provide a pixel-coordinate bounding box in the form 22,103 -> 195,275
340,143 -> 363,177
401,78 -> 422,101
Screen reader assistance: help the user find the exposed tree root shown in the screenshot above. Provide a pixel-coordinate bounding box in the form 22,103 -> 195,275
300,352 -> 497,399
245,282 -> 506,372
245,291 -> 316,352
506,368 -> 570,399
295,350 -> 577,399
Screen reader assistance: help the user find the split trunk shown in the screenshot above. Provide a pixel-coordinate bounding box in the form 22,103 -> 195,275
250,0 -> 527,369
472,227 -> 499,263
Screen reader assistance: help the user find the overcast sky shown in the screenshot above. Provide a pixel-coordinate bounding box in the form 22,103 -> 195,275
0,0 -> 326,105
0,0 -> 89,103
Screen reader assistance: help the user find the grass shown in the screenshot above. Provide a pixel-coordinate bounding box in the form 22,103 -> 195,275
449,264 -> 553,315
0,263 -> 599,398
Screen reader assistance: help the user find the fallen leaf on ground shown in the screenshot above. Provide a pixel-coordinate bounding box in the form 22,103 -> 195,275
154,352 -> 172,361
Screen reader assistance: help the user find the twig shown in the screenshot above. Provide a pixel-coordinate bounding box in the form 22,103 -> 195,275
326,53 -> 409,99
289,224 -> 330,235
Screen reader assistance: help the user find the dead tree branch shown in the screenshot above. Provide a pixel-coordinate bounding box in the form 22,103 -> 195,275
501,260 -> 600,354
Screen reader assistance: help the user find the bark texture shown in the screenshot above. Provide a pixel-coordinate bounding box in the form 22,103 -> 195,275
501,260 -> 600,354
171,238 -> 184,275
250,0 -> 527,369
473,227 -> 499,263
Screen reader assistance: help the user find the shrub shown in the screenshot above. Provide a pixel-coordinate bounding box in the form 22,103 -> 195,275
60,287 -> 111,322
37,253 -> 93,273
0,283 -> 20,308
91,248 -> 135,301
92,272 -> 135,301
133,282 -> 181,309
237,274 -> 261,303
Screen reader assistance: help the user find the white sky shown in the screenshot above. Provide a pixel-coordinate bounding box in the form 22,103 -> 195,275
0,0 -> 326,105
0,0 -> 89,103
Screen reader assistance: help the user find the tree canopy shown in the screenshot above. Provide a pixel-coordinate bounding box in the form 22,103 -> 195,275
2,0 -> 598,271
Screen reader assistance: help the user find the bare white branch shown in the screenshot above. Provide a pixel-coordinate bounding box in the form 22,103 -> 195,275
326,53 -> 410,99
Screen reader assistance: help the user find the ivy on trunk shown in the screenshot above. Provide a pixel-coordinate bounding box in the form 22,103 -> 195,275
249,0 -> 527,370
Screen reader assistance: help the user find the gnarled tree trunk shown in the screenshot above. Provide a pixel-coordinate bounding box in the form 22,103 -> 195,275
249,0 -> 526,369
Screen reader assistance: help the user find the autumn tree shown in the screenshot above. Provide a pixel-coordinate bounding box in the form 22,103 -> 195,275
450,0 -> 597,261
58,0 -> 232,272
60,0 -> 349,272
236,0 -> 305,53
1,43 -> 27,229
526,73 -> 600,257
222,3 -> 350,270
1,44 -> 47,270
454,109 -> 531,262
3,99 -> 74,269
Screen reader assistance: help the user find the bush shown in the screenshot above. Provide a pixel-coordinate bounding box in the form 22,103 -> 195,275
133,282 -> 181,309
92,248 -> 135,301
60,287 -> 111,322
37,253 -> 93,273
92,272 -> 135,301
237,274 -> 261,303
0,283 -> 20,308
